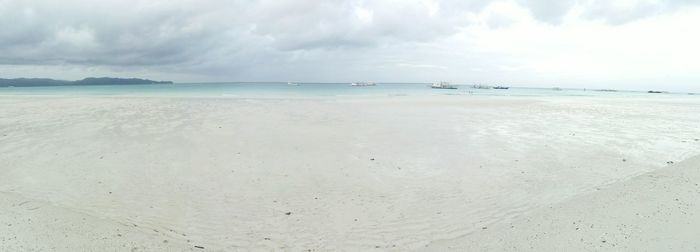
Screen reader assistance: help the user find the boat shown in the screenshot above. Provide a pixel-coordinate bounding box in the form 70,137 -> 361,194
350,82 -> 376,87
596,89 -> 617,92
430,81 -> 457,89
287,82 -> 299,86
648,90 -> 666,94
472,84 -> 492,89
493,86 -> 509,90
552,87 -> 563,91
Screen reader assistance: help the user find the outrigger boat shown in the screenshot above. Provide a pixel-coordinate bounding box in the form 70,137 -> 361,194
472,84 -> 492,89
430,81 -> 457,89
350,82 -> 376,87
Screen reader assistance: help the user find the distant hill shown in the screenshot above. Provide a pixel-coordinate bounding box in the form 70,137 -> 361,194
0,77 -> 173,87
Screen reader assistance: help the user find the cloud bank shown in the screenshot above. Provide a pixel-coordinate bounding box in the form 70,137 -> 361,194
0,0 -> 699,90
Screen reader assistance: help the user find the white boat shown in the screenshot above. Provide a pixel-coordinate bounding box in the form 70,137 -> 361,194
472,84 -> 492,89
350,82 -> 376,87
287,82 -> 299,86
430,81 -> 457,89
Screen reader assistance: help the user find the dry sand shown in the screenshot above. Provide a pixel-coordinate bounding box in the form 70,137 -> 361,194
426,154 -> 700,251
1,95 -> 699,251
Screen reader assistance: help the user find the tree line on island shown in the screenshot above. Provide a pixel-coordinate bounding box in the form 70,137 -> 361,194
0,77 -> 173,87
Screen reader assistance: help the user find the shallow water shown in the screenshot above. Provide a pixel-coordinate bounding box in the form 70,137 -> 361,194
0,82 -> 691,98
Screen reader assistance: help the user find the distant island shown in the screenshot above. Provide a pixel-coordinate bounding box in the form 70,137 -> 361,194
0,77 -> 173,87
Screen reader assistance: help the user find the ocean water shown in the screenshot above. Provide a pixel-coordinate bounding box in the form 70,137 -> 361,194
0,82 -> 694,98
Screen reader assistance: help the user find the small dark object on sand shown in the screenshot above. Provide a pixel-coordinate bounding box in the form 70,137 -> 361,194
622,158 -> 626,162
194,245 -> 205,249
370,158 -> 375,161
667,161 -> 675,165
482,226 -> 488,230
285,212 -> 292,215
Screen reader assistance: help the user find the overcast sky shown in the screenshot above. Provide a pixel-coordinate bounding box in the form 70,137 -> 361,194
1,0 -> 699,90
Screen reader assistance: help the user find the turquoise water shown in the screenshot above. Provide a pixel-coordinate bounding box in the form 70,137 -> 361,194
0,82 -> 694,98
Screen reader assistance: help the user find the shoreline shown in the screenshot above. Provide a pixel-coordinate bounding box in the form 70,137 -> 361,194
1,83 -> 697,100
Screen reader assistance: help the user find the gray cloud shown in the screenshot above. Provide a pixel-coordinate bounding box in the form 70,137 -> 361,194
582,0 -> 700,25
516,0 -> 577,24
1,0 -> 692,66
0,0 -> 240,66
0,0 -> 699,90
515,0 -> 700,25
0,0 -> 486,73
237,0 -> 479,51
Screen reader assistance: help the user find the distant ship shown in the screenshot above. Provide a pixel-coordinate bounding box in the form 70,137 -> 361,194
350,82 -> 376,87
287,82 -> 299,86
552,87 -> 563,91
430,81 -> 457,89
648,90 -> 666,94
493,86 -> 509,90
472,84 -> 492,89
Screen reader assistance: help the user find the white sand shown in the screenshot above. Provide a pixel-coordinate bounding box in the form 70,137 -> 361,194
1,95 -> 700,250
0,191 -> 192,251
426,154 -> 700,251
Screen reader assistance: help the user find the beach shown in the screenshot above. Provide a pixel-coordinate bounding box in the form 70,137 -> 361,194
1,94 -> 700,251
425,154 -> 700,251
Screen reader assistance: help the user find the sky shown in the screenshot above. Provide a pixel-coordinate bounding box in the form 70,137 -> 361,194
1,0 -> 699,91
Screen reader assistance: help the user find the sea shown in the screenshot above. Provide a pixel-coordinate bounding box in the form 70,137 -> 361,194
0,82 -> 695,98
